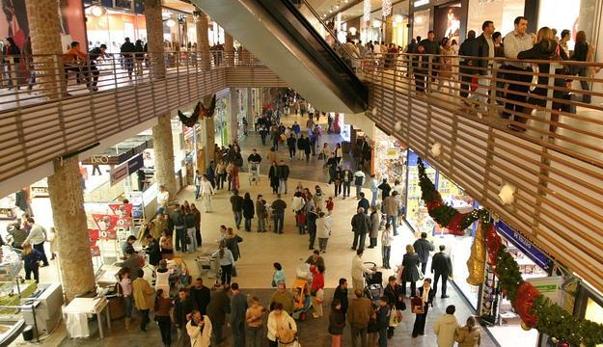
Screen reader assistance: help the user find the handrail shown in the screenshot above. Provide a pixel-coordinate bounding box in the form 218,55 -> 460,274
357,52 -> 603,292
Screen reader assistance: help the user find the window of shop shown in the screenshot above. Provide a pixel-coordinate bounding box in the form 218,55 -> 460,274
412,8 -> 431,39
405,150 -> 435,235
466,0 -> 524,37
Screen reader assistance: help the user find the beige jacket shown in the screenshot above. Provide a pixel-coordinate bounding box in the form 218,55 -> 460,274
132,277 -> 154,310
455,326 -> 481,347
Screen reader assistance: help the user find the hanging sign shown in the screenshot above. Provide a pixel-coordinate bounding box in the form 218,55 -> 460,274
496,221 -> 553,272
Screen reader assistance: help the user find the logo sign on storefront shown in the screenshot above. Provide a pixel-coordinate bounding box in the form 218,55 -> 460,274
527,276 -> 563,304
496,221 -> 553,272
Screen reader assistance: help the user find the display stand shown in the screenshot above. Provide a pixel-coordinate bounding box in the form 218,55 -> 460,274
63,297 -> 111,339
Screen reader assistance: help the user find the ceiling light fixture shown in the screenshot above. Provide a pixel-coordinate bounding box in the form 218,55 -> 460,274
89,5 -> 106,17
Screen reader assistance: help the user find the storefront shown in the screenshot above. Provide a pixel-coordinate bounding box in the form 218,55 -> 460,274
85,6 -> 147,53
574,283 -> 603,346
480,221 -> 555,347
372,128 -> 408,188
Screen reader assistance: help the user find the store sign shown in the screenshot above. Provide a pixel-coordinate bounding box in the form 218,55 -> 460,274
528,276 -> 563,304
110,154 -> 144,186
496,221 -> 553,272
414,0 -> 430,7
127,191 -> 145,219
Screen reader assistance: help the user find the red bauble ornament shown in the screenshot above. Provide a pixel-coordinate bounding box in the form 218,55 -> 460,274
512,282 -> 540,328
557,342 -> 569,347
446,212 -> 468,236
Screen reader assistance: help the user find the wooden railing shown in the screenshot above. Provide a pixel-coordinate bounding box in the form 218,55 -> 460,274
357,53 -> 603,292
0,51 -> 285,184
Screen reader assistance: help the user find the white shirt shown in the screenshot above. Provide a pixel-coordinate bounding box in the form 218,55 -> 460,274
503,30 -> 534,68
187,316 -> 213,347
267,311 -> 296,342
351,255 -> 370,281
353,170 -> 366,185
24,224 -> 46,245
157,190 -> 169,206
317,215 -> 332,239
200,180 -> 214,196
381,228 -> 394,247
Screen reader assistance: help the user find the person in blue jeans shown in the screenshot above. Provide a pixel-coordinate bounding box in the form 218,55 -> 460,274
171,206 -> 187,252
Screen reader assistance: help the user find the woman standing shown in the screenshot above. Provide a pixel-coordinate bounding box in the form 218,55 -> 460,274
411,279 -> 434,338
117,267 -> 133,328
571,31 -> 593,103
455,316 -> 482,346
316,211 -> 332,253
400,244 -> 421,297
272,262 -> 286,287
184,206 -> 198,253
439,38 -> 455,93
159,230 -> 174,260
368,207 -> 380,248
154,288 -> 173,347
213,242 -> 234,285
268,161 -> 280,194
328,299 -> 346,347
155,259 -> 171,297
242,193 -> 255,232
215,161 -> 227,190
381,223 -> 394,269
199,176 -> 214,212
292,191 -> 306,235
246,296 -> 266,347
267,303 -> 297,347
21,242 -> 42,283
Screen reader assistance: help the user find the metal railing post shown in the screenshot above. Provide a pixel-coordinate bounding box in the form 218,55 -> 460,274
488,60 -> 498,118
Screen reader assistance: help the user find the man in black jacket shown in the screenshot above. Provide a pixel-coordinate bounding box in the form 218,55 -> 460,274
286,134 -> 297,159
459,30 -> 478,98
431,245 -> 453,298
247,149 -> 262,164
230,190 -> 244,230
120,37 -> 136,79
413,232 -> 434,274
190,277 -> 211,315
174,288 -> 194,343
277,160 -> 290,194
471,21 -> 496,108
333,278 -> 349,314
419,31 -> 441,89
350,207 -> 370,250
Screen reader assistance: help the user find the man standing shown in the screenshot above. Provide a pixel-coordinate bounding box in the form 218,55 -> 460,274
351,248 -> 373,292
271,194 -> 287,234
419,31 -> 441,89
471,21 -> 496,110
342,167 -> 353,199
287,133 -> 297,159
433,305 -> 459,347
347,289 -> 374,347
357,192 -> 370,214
156,184 -> 170,213
350,207 -> 370,250
431,245 -> 453,298
377,179 -> 391,202
190,278 -> 211,315
132,269 -> 154,331
86,43 -> 107,91
333,278 -> 349,314
194,169 -> 202,200
174,288 -> 194,344
502,16 -> 534,129
459,31 -> 478,99
230,283 -> 247,347
120,37 -> 136,79
171,205 -> 187,252
230,190 -> 244,230
353,167 -> 366,199
277,160 -> 290,195
383,191 -> 401,236
23,217 -> 48,267
207,285 -> 231,346
413,232 -> 435,275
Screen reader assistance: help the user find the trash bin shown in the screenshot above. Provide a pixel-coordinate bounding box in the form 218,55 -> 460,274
22,325 -> 34,341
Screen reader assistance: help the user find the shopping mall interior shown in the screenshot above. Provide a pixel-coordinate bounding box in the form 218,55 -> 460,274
0,0 -> 601,346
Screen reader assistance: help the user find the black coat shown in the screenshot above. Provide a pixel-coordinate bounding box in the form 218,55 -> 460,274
351,212 -> 370,234
413,238 -> 434,264
190,285 -> 211,315
473,34 -> 491,74
329,309 -> 346,335
333,286 -> 349,314
277,165 -> 290,180
242,198 -> 255,219
402,253 -> 421,281
431,251 -> 453,276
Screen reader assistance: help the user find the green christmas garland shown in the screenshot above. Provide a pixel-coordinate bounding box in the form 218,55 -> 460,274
416,157 -> 603,346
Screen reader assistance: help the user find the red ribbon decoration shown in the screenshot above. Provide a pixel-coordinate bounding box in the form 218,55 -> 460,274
513,281 -> 540,328
446,212 -> 468,236
485,224 -> 502,266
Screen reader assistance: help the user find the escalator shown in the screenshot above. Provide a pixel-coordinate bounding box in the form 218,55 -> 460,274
193,0 -> 368,114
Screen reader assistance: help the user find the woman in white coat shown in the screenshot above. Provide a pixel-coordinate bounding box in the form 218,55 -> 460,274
187,310 -> 212,347
199,175 -> 215,212
267,303 -> 297,347
316,212 -> 332,253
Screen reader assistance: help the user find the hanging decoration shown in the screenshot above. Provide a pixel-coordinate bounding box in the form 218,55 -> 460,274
417,156 -> 603,346
363,0 -> 371,25
382,0 -> 393,17
177,94 -> 217,127
466,220 -> 486,285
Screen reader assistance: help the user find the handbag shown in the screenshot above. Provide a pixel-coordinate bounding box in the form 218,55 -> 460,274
389,309 -> 402,327
417,265 -> 424,280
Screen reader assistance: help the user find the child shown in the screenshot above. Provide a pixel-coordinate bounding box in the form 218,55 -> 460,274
310,265 -> 325,318
381,223 -> 394,269
325,196 -> 334,215
328,299 -> 345,347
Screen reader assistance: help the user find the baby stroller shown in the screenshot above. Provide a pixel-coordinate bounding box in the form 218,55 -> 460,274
363,262 -> 383,303
248,162 -> 260,185
291,262 -> 313,321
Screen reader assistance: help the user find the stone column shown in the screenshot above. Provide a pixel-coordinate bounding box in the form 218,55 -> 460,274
229,88 -> 239,143
224,33 -> 234,66
195,9 -> 211,70
47,158 -> 96,301
203,115 -> 215,165
26,0 -> 95,301
25,0 -> 65,99
146,0 -> 178,195
384,15 -> 394,44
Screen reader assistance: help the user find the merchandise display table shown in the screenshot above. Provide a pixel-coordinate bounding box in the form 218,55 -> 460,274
63,297 -> 111,339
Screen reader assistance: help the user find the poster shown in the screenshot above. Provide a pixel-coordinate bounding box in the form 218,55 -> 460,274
434,2 -> 462,43
91,214 -> 119,239
88,228 -> 101,256
127,191 -> 144,219
108,202 -> 133,218
0,0 -> 86,52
